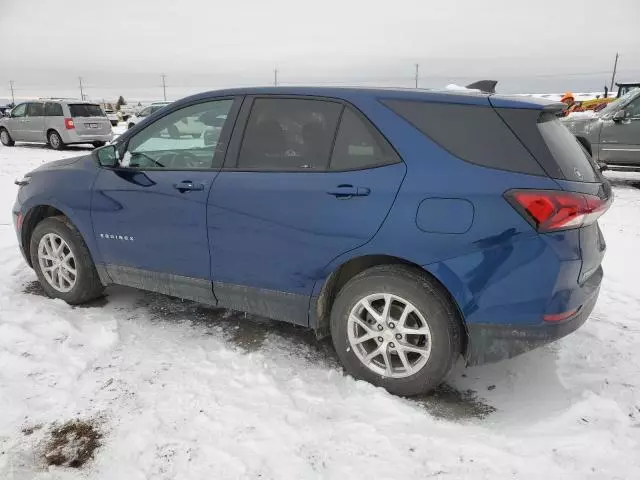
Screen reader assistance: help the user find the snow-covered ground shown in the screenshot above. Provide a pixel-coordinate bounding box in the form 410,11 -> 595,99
0,138 -> 639,480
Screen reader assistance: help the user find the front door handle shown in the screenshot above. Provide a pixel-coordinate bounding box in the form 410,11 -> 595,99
174,180 -> 205,192
327,184 -> 371,199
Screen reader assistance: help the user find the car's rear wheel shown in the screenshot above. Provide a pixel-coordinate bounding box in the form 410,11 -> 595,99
30,217 -> 104,304
47,130 -> 65,150
330,265 -> 462,396
127,123 -> 135,129
92,141 -> 106,148
0,128 -> 15,146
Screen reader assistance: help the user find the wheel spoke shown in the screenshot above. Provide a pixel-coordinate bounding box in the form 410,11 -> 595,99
397,342 -> 430,357
362,347 -> 382,364
380,294 -> 392,322
397,348 -> 411,371
59,268 -> 73,285
361,299 -> 382,322
350,314 -> 376,333
380,347 -> 393,375
397,303 -> 414,328
351,331 -> 378,345
398,326 -> 430,336
43,236 -> 55,257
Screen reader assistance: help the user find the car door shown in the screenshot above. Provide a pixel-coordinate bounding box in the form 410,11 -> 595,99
599,94 -> 640,165
207,96 -> 406,324
24,102 -> 46,142
6,103 -> 28,141
91,96 -> 240,303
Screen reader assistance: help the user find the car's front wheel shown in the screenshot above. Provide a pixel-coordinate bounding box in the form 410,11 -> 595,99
92,141 -> 106,148
330,265 -> 462,396
30,217 -> 104,304
0,128 -> 15,146
47,130 -> 65,150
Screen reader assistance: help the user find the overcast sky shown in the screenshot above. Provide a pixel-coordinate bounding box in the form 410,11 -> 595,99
2,0 -> 639,102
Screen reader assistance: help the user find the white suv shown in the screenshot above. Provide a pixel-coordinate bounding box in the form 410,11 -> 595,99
127,102 -> 171,129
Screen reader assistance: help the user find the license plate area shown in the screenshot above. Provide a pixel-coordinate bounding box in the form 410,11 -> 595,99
85,123 -> 99,129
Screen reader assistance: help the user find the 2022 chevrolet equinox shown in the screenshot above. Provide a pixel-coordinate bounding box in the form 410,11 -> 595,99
12,87 -> 612,396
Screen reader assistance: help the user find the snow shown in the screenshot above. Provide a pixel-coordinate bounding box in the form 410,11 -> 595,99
564,110 -> 598,120
445,84 -> 481,93
0,142 -> 639,479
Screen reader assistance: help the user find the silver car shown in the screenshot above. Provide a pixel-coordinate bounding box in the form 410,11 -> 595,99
0,100 -> 113,150
563,89 -> 640,168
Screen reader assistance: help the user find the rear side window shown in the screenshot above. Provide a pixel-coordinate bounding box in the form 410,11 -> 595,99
330,108 -> 400,171
69,104 -> 105,117
536,113 -> 597,182
381,99 -> 544,175
237,98 -> 342,170
44,102 -> 63,117
26,103 -> 44,116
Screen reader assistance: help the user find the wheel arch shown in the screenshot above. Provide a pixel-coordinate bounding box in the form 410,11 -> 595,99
310,254 -> 468,355
21,205 -> 68,267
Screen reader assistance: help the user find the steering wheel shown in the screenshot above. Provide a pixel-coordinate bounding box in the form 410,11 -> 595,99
172,151 -> 208,169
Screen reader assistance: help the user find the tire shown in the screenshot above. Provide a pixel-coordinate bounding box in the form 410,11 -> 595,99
92,141 -> 106,148
110,121 -> 118,127
330,265 -> 462,396
47,130 -> 65,150
29,216 -> 104,305
0,128 -> 15,146
127,123 -> 135,129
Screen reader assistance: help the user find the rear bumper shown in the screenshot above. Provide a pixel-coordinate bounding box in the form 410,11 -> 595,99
61,130 -> 113,144
466,267 -> 602,365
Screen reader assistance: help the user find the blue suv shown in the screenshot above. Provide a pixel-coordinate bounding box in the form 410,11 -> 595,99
12,87 -> 611,395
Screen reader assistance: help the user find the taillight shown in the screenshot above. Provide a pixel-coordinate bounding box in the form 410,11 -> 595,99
64,118 -> 75,129
506,189 -> 610,232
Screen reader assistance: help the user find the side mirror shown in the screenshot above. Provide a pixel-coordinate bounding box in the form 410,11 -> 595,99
613,110 -> 626,122
95,144 -> 119,167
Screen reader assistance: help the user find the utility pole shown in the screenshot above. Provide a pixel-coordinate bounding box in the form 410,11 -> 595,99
78,77 -> 85,100
414,63 -> 419,88
609,52 -> 619,92
274,68 -> 278,87
9,80 -> 15,105
161,74 -> 167,101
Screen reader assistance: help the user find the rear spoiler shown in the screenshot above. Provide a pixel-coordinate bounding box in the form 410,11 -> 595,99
543,102 -> 566,114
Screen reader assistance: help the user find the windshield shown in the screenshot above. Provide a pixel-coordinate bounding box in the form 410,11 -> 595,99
69,104 -> 105,117
599,90 -> 640,116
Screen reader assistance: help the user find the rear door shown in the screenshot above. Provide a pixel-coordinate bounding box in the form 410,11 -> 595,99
599,94 -> 640,165
24,102 -> 45,141
68,103 -> 111,137
207,97 -> 405,324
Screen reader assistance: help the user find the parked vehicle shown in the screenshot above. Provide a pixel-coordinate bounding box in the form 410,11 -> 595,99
127,101 -> 171,129
563,88 -> 640,168
104,109 -> 119,126
0,100 -> 113,149
12,87 -> 611,395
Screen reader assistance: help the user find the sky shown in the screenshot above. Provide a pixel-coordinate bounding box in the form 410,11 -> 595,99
2,0 -> 640,103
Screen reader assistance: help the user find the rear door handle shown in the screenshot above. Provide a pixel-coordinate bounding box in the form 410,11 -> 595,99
327,184 -> 371,199
174,180 -> 205,192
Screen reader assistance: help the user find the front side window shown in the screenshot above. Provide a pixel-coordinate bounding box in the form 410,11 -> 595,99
11,103 -> 27,118
138,107 -> 152,117
329,108 -> 400,170
122,99 -> 233,170
237,98 -> 342,170
26,103 -> 44,117
44,102 -> 63,117
69,104 -> 105,117
623,97 -> 640,119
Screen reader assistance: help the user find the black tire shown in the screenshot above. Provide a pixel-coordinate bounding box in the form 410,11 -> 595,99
29,216 -> 104,305
92,141 -> 106,148
110,121 -> 118,127
0,128 -> 15,146
330,265 -> 462,396
47,130 -> 65,150
127,123 -> 135,129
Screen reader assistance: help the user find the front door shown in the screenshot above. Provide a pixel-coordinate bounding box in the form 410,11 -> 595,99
24,102 -> 45,142
207,97 -> 406,324
91,97 -> 239,302
599,94 -> 640,165
6,103 -> 28,141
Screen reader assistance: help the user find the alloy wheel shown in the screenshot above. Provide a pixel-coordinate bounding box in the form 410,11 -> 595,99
37,233 -> 77,293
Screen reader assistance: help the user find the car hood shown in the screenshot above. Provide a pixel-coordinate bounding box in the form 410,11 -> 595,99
28,154 -> 92,175
561,115 -> 602,137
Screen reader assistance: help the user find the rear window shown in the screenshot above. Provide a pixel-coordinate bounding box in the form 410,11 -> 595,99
44,102 -> 63,116
381,99 -> 544,175
536,113 -> 597,182
69,104 -> 105,117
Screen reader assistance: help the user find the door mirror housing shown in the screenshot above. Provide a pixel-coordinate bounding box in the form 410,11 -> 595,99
95,144 -> 119,167
612,110 -> 626,122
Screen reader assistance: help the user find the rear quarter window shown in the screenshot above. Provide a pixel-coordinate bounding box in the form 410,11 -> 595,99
69,104 -> 105,117
44,103 -> 63,116
381,99 -> 544,175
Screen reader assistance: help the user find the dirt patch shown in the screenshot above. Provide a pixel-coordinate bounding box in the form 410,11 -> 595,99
43,420 -> 101,468
23,280 -> 109,307
411,384 -> 496,421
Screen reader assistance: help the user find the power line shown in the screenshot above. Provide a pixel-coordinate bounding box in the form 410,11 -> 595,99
161,74 -> 167,101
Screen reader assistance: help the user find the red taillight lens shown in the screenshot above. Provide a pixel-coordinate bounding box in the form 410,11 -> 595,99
544,307 -> 579,322
64,118 -> 75,129
506,189 -> 610,232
